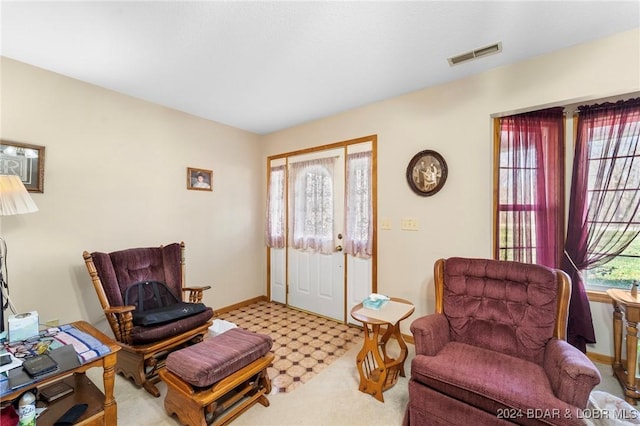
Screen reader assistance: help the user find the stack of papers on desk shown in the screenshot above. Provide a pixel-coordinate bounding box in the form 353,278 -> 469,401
0,353 -> 22,373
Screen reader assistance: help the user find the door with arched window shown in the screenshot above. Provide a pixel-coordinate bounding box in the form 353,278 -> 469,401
287,148 -> 345,320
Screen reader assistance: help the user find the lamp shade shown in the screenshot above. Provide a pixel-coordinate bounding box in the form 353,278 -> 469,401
0,175 -> 38,216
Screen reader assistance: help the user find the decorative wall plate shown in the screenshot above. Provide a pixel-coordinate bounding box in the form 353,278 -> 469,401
406,150 -> 448,196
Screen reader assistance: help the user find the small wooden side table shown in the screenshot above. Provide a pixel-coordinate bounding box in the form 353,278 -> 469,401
1,321 -> 121,424
608,288 -> 640,404
350,297 -> 414,402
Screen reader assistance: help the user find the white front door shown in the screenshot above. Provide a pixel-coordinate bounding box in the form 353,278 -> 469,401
287,148 -> 345,321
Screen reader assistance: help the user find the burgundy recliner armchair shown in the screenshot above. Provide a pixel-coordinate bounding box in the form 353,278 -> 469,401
404,257 -> 601,426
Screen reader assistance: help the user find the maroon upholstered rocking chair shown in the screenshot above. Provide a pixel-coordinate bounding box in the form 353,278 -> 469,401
404,257 -> 601,426
83,241 -> 214,397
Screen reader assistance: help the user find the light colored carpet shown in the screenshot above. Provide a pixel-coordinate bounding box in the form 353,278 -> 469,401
86,338 -> 412,425
234,340 -> 412,426
86,343 -> 624,426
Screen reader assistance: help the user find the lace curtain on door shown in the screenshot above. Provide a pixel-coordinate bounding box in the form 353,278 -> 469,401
288,158 -> 336,254
345,151 -> 373,258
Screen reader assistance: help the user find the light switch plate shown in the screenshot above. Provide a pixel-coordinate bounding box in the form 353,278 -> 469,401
401,218 -> 419,231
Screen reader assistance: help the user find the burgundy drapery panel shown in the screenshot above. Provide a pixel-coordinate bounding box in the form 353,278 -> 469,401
498,107 -> 565,268
563,98 -> 640,352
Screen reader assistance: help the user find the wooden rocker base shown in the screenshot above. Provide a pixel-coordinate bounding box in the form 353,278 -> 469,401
117,323 -> 210,397
159,353 -> 274,426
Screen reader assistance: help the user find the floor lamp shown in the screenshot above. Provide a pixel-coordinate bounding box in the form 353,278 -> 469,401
0,174 -> 38,337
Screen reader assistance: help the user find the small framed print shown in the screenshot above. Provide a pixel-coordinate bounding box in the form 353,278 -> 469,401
406,150 -> 448,196
187,167 -> 213,191
0,140 -> 45,193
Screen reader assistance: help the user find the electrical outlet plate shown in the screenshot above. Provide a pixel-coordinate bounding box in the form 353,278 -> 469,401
381,218 -> 392,230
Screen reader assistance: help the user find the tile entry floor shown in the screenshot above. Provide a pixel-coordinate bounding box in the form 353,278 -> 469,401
217,300 -> 362,393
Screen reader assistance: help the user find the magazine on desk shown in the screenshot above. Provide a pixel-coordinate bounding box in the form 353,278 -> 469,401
0,324 -> 111,396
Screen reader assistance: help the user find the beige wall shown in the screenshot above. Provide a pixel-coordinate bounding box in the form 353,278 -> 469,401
260,28 -> 640,354
1,28 -> 638,355
0,57 -> 265,335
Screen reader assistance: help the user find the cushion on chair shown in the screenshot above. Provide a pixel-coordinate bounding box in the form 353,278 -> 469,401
406,381 -> 515,426
444,257 -> 558,365
166,327 -> 273,388
130,307 -> 214,344
411,341 -> 581,425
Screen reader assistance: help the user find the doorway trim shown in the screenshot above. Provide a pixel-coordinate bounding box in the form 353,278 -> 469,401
266,134 -> 378,322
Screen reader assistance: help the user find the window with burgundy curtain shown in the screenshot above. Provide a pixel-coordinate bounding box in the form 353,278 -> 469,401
563,98 -> 640,352
495,107 -> 565,268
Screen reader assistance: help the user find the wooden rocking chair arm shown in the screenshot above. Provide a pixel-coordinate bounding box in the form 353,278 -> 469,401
103,306 -> 135,344
105,305 -> 136,314
182,286 -> 212,292
181,286 -> 211,303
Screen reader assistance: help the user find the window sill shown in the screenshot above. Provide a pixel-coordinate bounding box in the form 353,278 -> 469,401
587,290 -> 612,304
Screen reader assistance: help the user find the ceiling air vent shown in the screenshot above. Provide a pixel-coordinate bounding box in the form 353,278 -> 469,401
448,42 -> 502,66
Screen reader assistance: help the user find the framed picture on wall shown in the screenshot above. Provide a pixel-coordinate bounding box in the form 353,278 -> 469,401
0,140 -> 45,193
187,167 -> 213,191
406,150 -> 447,197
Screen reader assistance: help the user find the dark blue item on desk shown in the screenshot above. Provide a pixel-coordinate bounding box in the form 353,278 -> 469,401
7,344 -> 80,390
22,354 -> 57,377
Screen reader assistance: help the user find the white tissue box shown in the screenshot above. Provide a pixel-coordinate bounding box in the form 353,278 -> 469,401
8,311 -> 39,342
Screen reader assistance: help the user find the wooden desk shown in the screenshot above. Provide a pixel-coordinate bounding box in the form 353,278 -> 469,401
1,321 -> 121,425
608,289 -> 640,404
350,298 -> 414,402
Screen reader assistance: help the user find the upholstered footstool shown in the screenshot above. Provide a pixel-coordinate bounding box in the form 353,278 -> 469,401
158,327 -> 274,426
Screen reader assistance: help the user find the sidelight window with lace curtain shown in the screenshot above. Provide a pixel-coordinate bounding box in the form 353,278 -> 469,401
345,151 -> 373,258
288,158 -> 335,254
265,165 -> 285,248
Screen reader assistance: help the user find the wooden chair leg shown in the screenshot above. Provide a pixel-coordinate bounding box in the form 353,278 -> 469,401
143,380 -> 161,398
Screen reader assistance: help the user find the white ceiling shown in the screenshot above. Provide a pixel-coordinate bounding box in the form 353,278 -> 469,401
1,1 -> 639,135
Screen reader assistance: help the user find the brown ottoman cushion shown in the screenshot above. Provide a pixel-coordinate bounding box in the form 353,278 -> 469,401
166,327 -> 273,388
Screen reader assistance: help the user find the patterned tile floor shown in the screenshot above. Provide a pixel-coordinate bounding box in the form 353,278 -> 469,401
217,300 -> 362,393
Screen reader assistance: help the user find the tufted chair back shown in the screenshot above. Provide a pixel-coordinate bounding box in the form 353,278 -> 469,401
89,243 -> 183,310
437,257 -> 569,365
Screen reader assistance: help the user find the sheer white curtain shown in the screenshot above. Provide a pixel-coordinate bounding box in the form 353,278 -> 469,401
345,151 -> 373,258
265,165 -> 285,248
288,158 -> 335,254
